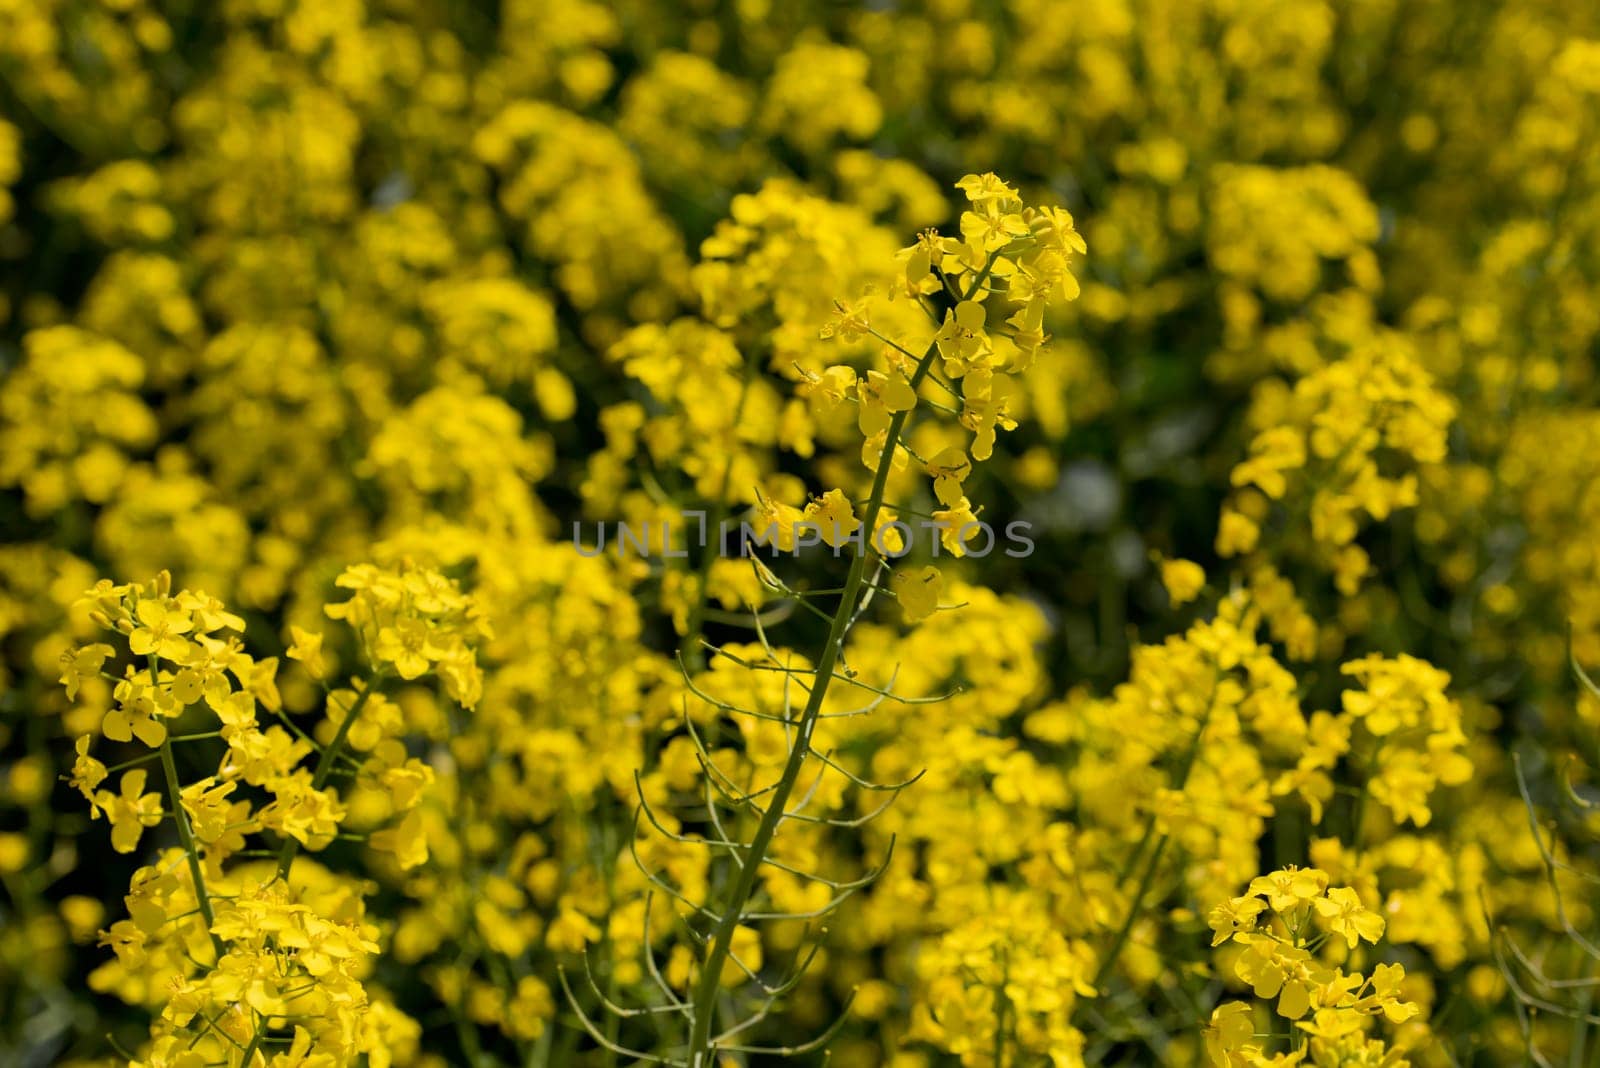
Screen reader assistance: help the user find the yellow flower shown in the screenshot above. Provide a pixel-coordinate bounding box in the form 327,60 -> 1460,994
1158,557 -> 1207,607
180,778 -> 239,845
871,507 -> 908,556
545,904 -> 603,954
1248,867 -> 1329,913
959,368 -> 1016,461
896,233 -> 939,300
261,772 -> 347,850
128,598 -> 194,661
103,675 -> 168,748
1313,886 -> 1385,949
750,495 -> 803,552
1234,937 -> 1319,1020
1208,894 -> 1266,946
1362,962 -> 1419,1023
97,769 -> 164,854
802,488 -> 859,549
934,300 -> 989,376
60,642 -> 115,699
370,809 -> 430,870
1231,426 -> 1305,501
374,617 -> 431,680
70,735 -> 107,807
926,446 -> 973,508
820,290 -> 874,342
932,497 -> 981,557
956,172 -> 1021,205
892,565 -> 944,624
857,368 -> 918,438
1202,1002 -> 1256,1064
1216,508 -> 1260,557
798,365 -> 856,415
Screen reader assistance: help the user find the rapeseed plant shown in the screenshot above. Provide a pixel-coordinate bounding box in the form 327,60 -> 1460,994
4,3 -> 1600,1067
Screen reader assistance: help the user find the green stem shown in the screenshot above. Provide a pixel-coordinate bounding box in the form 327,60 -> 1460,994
681,255 -> 998,1066
275,682 -> 376,880
104,751 -> 161,775
159,740 -> 226,960
148,654 -> 225,963
682,426 -> 888,1065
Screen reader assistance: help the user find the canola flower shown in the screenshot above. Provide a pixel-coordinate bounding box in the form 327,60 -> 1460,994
61,566 -> 481,1065
1204,865 -> 1418,1066
4,3 -> 1600,1067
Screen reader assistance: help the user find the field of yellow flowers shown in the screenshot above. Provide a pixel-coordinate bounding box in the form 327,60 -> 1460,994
4,2 -> 1600,1066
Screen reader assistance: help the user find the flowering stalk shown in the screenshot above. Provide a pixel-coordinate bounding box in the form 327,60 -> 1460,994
61,566 -> 483,1066
1202,865 -> 1416,1063
681,257 -> 997,1066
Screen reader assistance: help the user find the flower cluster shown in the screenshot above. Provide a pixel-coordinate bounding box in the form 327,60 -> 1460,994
4,3 -> 1600,1065
62,567 -> 480,1063
802,172 -> 1084,571
1205,866 -> 1419,1066
1220,338 -> 1455,595
1337,654 -> 1473,829
908,890 -> 1095,1066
